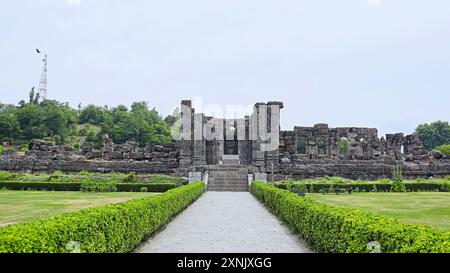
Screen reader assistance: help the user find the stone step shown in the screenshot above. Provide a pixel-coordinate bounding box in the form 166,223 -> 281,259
210,179 -> 246,182
208,167 -> 249,192
207,186 -> 249,192
208,168 -> 247,172
207,183 -> 247,186
210,171 -> 247,174
210,180 -> 246,182
222,160 -> 240,165
209,176 -> 248,180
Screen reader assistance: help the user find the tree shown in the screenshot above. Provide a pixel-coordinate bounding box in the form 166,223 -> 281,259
338,138 -> 349,155
415,120 -> 450,150
164,107 -> 180,126
79,105 -> 105,125
28,87 -> 40,105
2,92 -> 174,148
434,145 -> 450,156
318,137 -> 328,154
296,137 -> 306,154
13,99 -> 77,143
0,111 -> 20,141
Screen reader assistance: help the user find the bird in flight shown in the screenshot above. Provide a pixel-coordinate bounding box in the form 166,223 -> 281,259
36,48 -> 41,54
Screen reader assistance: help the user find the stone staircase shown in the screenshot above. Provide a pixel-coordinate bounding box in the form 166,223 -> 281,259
207,165 -> 249,192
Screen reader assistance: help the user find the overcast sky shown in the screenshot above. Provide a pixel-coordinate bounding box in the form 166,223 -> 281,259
0,0 -> 449,136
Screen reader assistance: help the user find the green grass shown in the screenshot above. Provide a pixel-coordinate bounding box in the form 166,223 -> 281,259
309,192 -> 450,231
0,190 -> 153,227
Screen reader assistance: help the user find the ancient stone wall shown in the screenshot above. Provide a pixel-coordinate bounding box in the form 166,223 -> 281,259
279,124 -> 427,163
270,158 -> 450,181
1,108 -> 449,179
0,139 -> 180,174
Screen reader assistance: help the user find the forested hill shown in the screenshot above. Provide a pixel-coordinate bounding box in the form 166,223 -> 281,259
0,90 -> 178,150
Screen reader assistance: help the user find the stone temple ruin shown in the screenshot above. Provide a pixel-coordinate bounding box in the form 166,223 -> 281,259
1,100 -> 449,191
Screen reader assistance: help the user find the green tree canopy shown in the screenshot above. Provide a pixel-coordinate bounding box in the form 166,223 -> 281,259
0,93 -> 182,148
415,120 -> 450,150
79,105 -> 106,125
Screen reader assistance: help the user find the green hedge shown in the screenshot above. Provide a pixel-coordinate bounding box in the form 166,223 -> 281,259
251,182 -> 450,253
0,181 -> 177,193
274,182 -> 445,192
0,182 -> 205,253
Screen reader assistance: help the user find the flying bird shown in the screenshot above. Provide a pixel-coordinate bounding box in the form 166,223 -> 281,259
36,48 -> 41,54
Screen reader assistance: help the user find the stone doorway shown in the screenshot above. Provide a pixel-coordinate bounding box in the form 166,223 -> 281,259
224,140 -> 238,155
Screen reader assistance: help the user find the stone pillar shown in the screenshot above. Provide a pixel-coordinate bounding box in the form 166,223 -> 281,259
193,113 -> 207,166
179,100 -> 194,168
248,174 -> 254,186
189,172 -> 202,183
254,173 -> 268,183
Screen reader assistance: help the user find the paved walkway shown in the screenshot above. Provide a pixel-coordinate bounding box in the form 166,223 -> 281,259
135,192 -> 311,253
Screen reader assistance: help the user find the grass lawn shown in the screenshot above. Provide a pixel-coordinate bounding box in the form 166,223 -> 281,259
309,192 -> 450,231
0,190 -> 154,227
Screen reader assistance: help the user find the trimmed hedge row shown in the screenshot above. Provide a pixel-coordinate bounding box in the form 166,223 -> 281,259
0,181 -> 177,193
251,182 -> 450,253
0,182 -> 205,253
274,182 -> 445,192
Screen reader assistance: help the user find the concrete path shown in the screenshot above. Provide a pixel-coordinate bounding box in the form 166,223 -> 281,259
135,192 -> 311,253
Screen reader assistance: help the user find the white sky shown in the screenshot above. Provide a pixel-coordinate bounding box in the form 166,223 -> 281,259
0,0 -> 449,136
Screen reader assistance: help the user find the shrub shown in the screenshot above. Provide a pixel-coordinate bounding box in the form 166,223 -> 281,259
276,182 -> 443,193
124,172 -> 138,182
251,182 -> 450,253
0,182 -> 205,253
81,181 -> 117,193
0,181 -> 177,193
328,185 -> 334,193
291,183 -> 307,194
434,144 -> 450,156
79,170 -> 90,176
47,171 -> 65,182
140,187 -> 148,192
371,185 -> 378,192
0,171 -> 13,181
391,167 -> 406,192
440,182 -> 450,192
116,183 -> 176,193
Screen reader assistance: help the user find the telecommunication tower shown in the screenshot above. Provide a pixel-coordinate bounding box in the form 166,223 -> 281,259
38,54 -> 48,99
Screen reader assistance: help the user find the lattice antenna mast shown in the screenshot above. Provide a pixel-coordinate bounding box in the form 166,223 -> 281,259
38,54 -> 48,99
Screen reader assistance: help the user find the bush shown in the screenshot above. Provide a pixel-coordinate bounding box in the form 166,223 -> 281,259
0,182 -> 205,253
47,171 -> 65,182
124,172 -> 138,182
391,167 -> 406,192
140,187 -> 148,192
251,182 -> 450,253
0,171 -> 13,181
440,181 -> 450,192
0,181 -> 177,193
288,183 -> 307,194
0,171 -> 187,184
434,144 -> 450,156
274,180 -> 445,193
81,181 -> 117,192
371,185 -> 378,192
